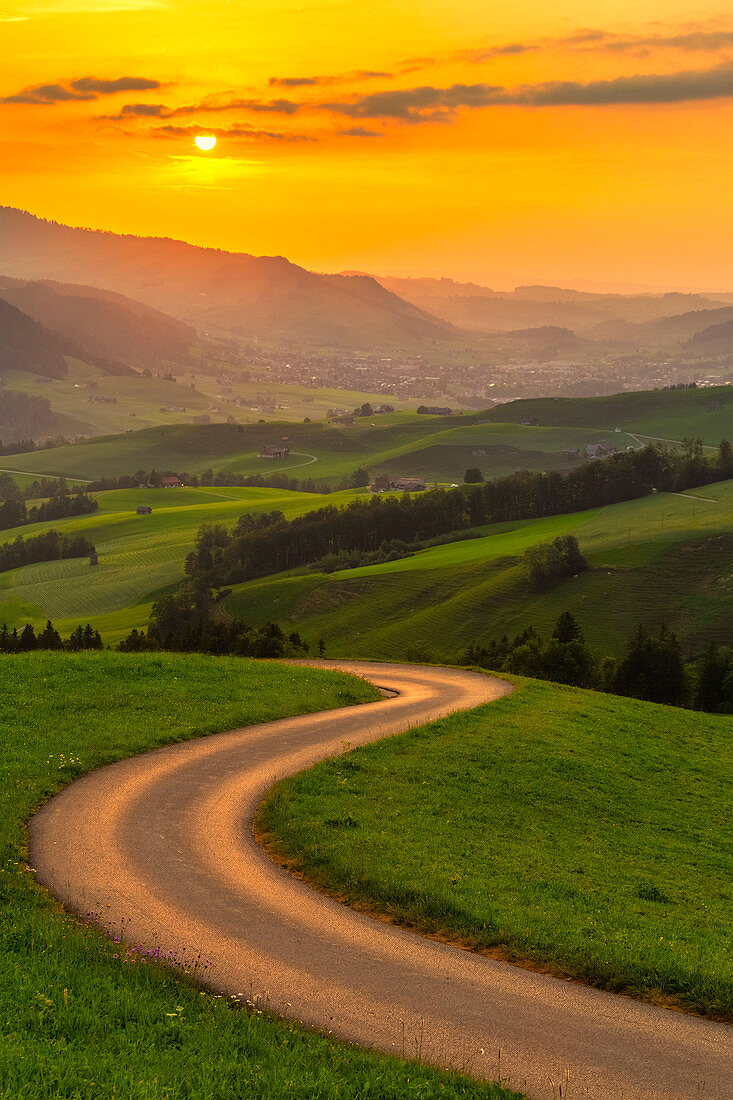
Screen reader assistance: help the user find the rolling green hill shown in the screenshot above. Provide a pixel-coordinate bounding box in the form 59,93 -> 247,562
483,385 -> 733,444
0,410 -> 639,488
0,385 -> 730,494
0,485 -> 360,639
0,385 -> 730,652
225,480 -> 733,660
260,675 -> 733,1019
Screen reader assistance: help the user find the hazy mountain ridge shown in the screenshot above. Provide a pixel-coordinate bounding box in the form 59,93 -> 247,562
0,277 -> 193,372
0,297 -> 73,380
374,273 -> 731,340
0,208 -> 459,350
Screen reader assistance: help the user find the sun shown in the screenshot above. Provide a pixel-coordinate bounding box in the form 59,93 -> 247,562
194,135 -> 217,151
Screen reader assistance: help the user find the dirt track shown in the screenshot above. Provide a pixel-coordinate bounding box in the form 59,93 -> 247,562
29,660 -> 732,1099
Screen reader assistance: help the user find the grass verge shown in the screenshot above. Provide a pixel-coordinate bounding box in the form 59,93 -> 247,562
0,652 -> 519,1100
258,675 -> 733,1021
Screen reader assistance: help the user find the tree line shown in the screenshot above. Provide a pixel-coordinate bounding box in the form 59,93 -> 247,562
0,493 -> 98,532
117,582 -> 315,659
0,620 -> 102,652
0,530 -> 95,574
464,613 -> 732,712
183,440 -> 733,587
84,467 -> 334,495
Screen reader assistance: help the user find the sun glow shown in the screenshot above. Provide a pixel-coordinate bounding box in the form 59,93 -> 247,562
194,135 -> 216,151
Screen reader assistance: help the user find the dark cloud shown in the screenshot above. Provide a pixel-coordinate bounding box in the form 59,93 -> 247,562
2,75 -> 162,106
101,102 -> 171,119
100,97 -> 301,122
319,61 -> 733,122
500,59 -> 733,106
174,97 -> 301,115
1,83 -> 95,104
452,25 -> 733,68
321,83 -> 503,122
269,77 -> 319,87
458,43 -> 535,62
269,70 -> 390,88
338,126 -> 383,137
71,76 -> 161,93
600,30 -> 733,53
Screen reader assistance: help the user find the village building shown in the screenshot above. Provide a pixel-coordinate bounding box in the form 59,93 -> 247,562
258,444 -> 290,459
137,505 -> 153,515
393,477 -> 427,493
372,474 -> 391,492
160,475 -> 183,488
585,442 -> 617,458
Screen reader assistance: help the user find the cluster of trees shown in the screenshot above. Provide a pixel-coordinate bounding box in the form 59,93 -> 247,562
0,493 -> 98,532
118,582 -> 315,658
0,431 -> 70,455
0,473 -> 91,503
693,643 -> 733,713
182,441 -> 733,587
0,530 -> 95,574
0,390 -> 60,446
464,614 -> 729,711
0,620 -> 102,652
524,536 -> 588,591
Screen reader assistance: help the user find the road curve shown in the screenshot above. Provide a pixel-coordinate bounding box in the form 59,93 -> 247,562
29,661 -> 732,1099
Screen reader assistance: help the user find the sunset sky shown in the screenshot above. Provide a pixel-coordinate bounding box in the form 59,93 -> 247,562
1,1 -> 732,290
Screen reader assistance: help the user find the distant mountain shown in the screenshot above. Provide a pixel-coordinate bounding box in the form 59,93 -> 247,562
684,319 -> 733,356
0,297 -> 70,380
373,274 -> 728,336
587,306 -> 733,349
0,208 -> 460,351
0,278 -> 194,370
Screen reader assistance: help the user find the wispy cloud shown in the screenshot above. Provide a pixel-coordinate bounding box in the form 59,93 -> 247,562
101,96 -> 301,121
498,59 -> 733,107
152,123 -> 313,143
319,61 -> 733,123
321,84 -> 503,123
1,75 -> 161,105
338,126 -> 383,138
268,70 -> 390,88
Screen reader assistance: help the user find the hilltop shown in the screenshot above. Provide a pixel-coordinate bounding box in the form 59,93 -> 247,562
0,277 -> 194,370
0,208 -> 459,351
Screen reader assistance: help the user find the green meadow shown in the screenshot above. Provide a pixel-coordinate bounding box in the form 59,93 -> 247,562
483,384 -> 733,445
0,409 -> 643,488
259,676 -> 733,1020
0,651 -> 517,1100
0,485 -> 361,639
225,478 -> 733,660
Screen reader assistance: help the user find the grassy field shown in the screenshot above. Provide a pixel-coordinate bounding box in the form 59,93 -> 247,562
2,384 -> 731,494
4,360 -> 423,440
226,479 -> 733,660
0,411 -> 635,488
0,485 -> 363,638
0,475 -> 730,654
258,675 -> 733,1020
0,651 -> 518,1100
484,384 -> 733,444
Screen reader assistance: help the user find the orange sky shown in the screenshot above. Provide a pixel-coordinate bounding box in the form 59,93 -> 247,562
1,1 -> 732,290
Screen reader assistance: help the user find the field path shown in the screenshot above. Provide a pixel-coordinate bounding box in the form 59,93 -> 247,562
29,661 -> 732,1100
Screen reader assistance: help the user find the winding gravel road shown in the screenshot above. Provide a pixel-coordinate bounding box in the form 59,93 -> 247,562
29,661 -> 732,1099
